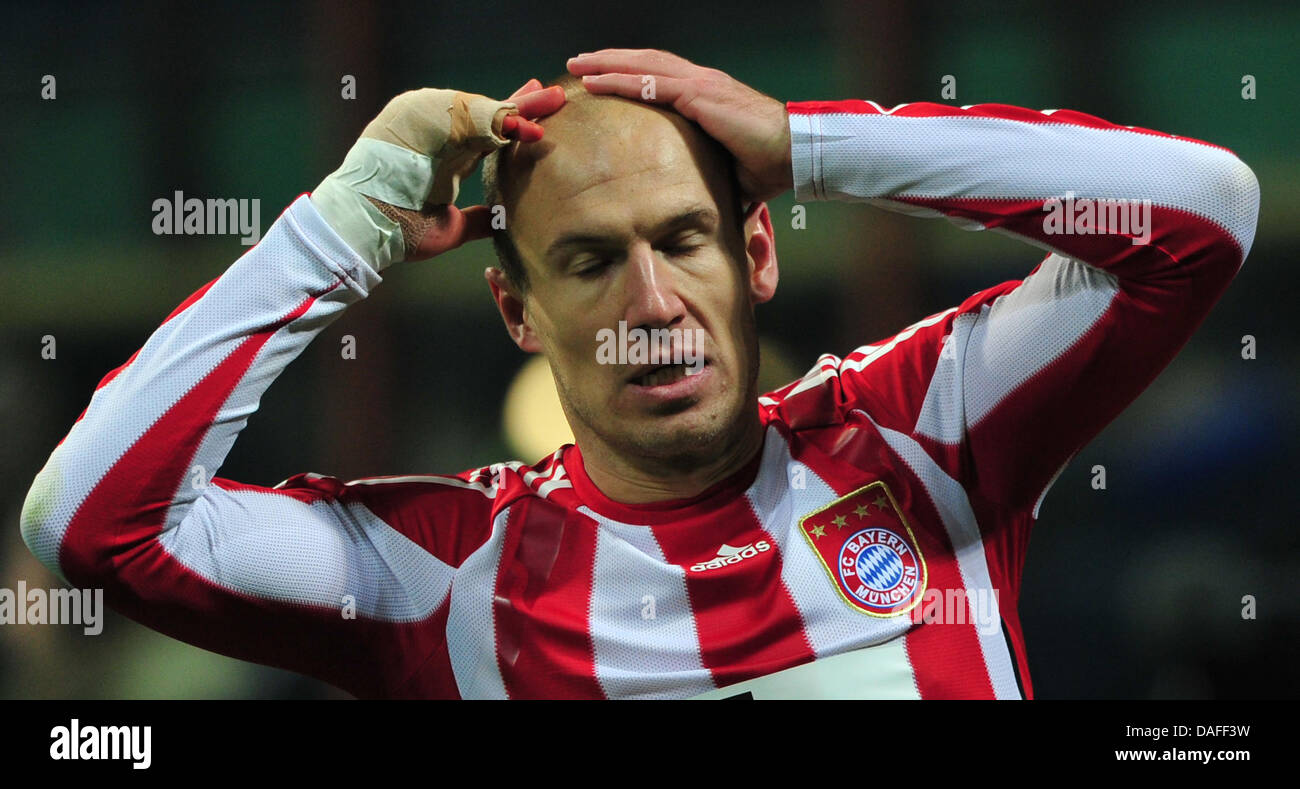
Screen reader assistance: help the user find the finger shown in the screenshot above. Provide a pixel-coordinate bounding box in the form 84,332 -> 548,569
410,205 -> 492,261
501,114 -> 544,142
507,78 -> 543,101
457,205 -> 495,243
511,84 -> 566,119
578,72 -> 703,117
566,48 -> 698,79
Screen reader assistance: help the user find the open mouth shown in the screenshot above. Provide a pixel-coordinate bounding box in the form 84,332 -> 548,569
629,360 -> 708,388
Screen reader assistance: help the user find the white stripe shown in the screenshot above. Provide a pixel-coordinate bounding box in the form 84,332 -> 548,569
447,507 -> 512,699
158,488 -> 452,621
347,473 -> 500,495
914,255 -> 1118,444
344,461 -> 569,500
522,450 -> 564,486
273,471 -> 326,489
534,462 -> 571,498
786,358 -> 839,397
858,411 -> 1021,698
689,636 -> 920,700
840,309 -> 957,376
537,477 -> 572,499
582,507 -> 715,699
1032,457 -> 1070,520
801,112 -> 1258,255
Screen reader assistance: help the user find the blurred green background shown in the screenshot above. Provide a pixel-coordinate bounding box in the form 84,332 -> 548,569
0,0 -> 1295,698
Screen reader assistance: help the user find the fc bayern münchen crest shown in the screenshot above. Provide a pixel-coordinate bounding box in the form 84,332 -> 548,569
798,481 -> 927,617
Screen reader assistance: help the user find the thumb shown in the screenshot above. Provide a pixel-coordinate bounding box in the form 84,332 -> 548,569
408,204 -> 495,261
457,204 -> 496,243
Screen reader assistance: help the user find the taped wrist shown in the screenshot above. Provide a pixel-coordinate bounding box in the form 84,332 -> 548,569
310,88 -> 517,271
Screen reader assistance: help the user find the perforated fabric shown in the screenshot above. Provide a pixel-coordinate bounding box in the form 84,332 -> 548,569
445,508 -> 512,699
158,488 -> 453,620
790,110 -> 1260,255
584,510 -> 715,699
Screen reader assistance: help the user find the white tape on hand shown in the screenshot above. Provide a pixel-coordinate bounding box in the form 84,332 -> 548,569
311,88 -> 517,270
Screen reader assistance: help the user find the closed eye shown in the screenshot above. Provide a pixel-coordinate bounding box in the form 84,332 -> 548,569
573,258 -> 613,278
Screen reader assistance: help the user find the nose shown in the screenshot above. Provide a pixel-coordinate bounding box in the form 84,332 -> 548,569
622,241 -> 686,330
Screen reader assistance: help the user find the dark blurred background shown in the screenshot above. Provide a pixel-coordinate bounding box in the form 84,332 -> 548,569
0,0 -> 1295,699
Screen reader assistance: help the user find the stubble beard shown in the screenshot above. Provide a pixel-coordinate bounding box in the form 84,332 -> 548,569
556,325 -> 762,476
557,362 -> 751,474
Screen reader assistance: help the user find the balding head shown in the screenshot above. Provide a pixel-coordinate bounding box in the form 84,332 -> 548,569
482,73 -> 743,293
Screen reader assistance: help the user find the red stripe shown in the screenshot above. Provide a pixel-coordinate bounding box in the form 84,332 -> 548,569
788,99 -> 894,116
494,499 -> 603,698
964,491 -> 1034,699
651,501 -> 815,689
899,506 -> 999,698
890,195 -> 1242,275
764,367 -> 842,431
904,624 -> 995,699
93,349 -> 140,394
344,478 -> 496,568
388,599 -> 462,699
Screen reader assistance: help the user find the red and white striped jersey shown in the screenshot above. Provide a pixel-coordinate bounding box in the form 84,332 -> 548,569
21,98 -> 1258,699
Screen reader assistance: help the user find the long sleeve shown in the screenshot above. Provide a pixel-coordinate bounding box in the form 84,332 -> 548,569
782,98 -> 1259,517
18,196 -> 458,698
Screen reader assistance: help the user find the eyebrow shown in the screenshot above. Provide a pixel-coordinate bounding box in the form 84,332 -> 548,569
543,207 -> 721,267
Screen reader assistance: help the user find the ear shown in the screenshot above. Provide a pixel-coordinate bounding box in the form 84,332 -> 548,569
742,201 -> 778,305
485,267 -> 544,353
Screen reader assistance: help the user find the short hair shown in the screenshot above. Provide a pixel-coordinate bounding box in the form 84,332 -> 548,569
481,72 -> 743,294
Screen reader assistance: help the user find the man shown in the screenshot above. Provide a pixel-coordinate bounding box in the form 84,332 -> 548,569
20,49 -> 1258,699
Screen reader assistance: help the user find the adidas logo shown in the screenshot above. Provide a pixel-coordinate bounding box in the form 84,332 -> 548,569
689,541 -> 772,572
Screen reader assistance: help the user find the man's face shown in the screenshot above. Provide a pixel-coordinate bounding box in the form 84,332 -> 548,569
504,100 -> 775,465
